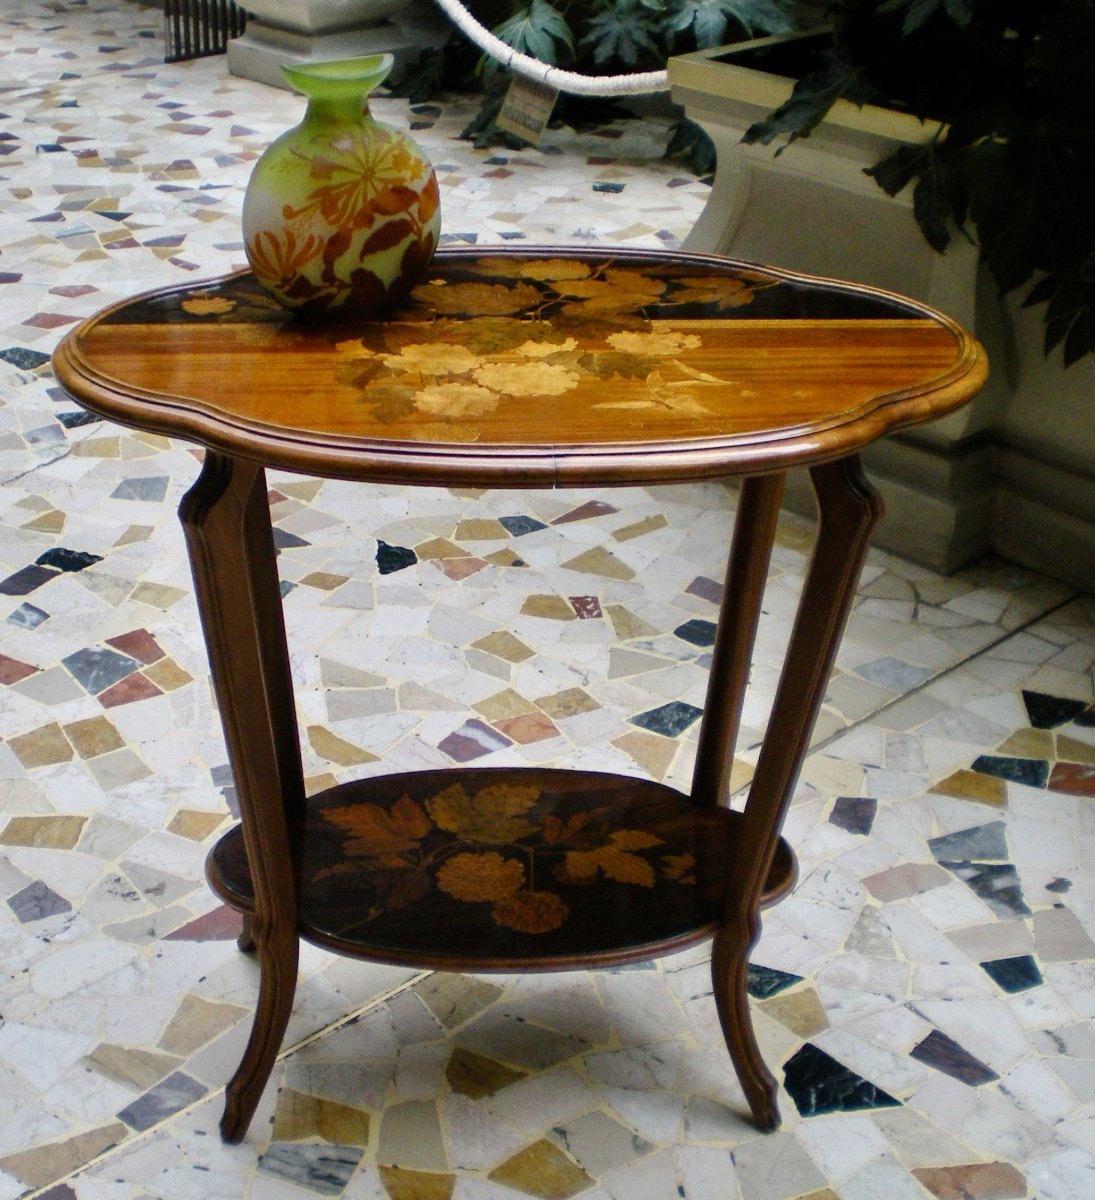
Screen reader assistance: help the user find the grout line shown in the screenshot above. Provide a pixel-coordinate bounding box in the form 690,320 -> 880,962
20,969 -> 431,1199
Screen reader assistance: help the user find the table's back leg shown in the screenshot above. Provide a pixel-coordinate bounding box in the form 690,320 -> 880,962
691,473 -> 785,808
180,452 -> 306,1143
711,455 -> 883,1131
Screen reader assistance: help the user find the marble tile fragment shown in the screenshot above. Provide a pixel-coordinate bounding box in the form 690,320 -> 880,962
272,1089 -> 371,1144
307,724 -> 380,767
259,1143 -> 365,1196
910,1030 -> 998,1085
929,822 -> 1008,862
8,724 -> 75,769
0,1122 -> 128,1188
863,862 -> 951,902
1022,689 -> 1088,729
946,862 -> 1031,918
1032,907 -> 1095,961
629,700 -> 702,738
1048,761 -> 1095,796
487,1139 -> 595,1199
378,1100 -> 447,1170
560,546 -> 634,581
980,955 -> 1043,993
8,880 -> 72,922
730,1133 -> 827,1200
912,1161 -> 1027,1199
782,1044 -> 900,1117
116,1071 -> 206,1131
446,1048 -> 528,1099
157,994 -> 247,1056
415,974 -> 505,1029
84,1043 -> 182,1091
759,987 -> 829,1037
63,714 -> 124,758
1,813 -> 86,848
969,755 -> 1049,788
747,965 -> 802,999
673,618 -> 717,647
378,1165 -> 455,1199
549,1110 -> 654,1176
829,796 -> 877,835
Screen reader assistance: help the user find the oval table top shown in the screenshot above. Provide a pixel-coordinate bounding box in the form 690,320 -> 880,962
53,245 -> 986,486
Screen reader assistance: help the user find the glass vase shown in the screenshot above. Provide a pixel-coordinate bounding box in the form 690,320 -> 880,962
242,54 -> 441,316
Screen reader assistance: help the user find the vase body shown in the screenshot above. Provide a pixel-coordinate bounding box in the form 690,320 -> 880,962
242,54 -> 440,315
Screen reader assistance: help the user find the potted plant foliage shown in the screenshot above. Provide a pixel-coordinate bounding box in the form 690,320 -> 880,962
668,0 -> 1095,587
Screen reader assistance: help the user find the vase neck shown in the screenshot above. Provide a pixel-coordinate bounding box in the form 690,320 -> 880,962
282,54 -> 392,122
303,94 -> 370,126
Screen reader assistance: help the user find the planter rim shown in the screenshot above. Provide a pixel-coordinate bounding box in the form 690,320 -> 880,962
668,27 -> 943,147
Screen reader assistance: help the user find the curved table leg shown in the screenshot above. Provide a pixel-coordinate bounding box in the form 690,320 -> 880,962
711,456 -> 883,1130
180,452 -> 306,1143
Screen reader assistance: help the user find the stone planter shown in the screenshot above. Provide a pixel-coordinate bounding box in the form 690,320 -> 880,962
668,32 -> 1095,589
227,0 -> 447,89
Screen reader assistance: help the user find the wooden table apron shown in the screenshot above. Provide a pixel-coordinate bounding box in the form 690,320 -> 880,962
53,245 -> 987,1144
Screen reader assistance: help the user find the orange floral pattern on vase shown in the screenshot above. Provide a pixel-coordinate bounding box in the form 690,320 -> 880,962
242,54 -> 440,316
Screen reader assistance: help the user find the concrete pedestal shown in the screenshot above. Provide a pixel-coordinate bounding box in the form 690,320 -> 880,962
227,0 -> 447,88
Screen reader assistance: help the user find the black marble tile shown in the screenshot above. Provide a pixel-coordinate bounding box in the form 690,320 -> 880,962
928,821 -> 1008,863
980,955 -> 1043,993
7,602 -> 48,628
945,861 -> 1031,917
910,1029 -> 998,1085
0,565 -> 59,595
782,1044 -> 900,1117
673,618 -> 718,648
970,755 -> 1049,788
1046,877 -> 1073,894
0,346 -> 51,370
56,409 -> 100,428
273,528 -> 310,550
258,1144 -> 364,1196
829,796 -> 877,836
117,1071 -> 206,1131
1022,689 -> 1089,730
629,700 -> 703,738
747,964 -> 802,999
376,540 -> 417,574
62,646 -> 140,694
36,547 -> 103,572
593,181 -> 626,193
8,880 -> 72,922
499,514 -> 547,537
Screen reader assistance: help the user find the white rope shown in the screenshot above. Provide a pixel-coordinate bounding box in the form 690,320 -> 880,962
432,0 -> 670,95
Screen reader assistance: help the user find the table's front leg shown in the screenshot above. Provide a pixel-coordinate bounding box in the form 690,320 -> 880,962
180,451 -> 306,1143
711,454 -> 883,1130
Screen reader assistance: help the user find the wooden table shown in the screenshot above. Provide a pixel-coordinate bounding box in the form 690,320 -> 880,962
54,247 -> 986,1143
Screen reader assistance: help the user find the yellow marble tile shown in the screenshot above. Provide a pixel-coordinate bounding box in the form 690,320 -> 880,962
143,657 -> 193,691
536,687 -> 601,719
485,548 -> 524,567
416,537 -> 469,560
167,809 -> 226,841
931,768 -> 1008,807
759,987 -> 829,1037
445,1047 -> 528,1099
0,1122 -> 129,1188
378,1166 -> 454,1200
84,1043 -> 182,1090
9,722 -> 75,769
797,1191 -> 841,1200
307,724 -> 380,767
613,731 -> 676,780
455,518 -> 509,540
306,772 -> 340,796
279,479 -> 325,502
521,595 -> 577,621
413,973 -> 504,1029
474,689 -> 539,721
21,509 -> 65,533
996,728 -> 1055,758
300,571 -> 351,590
71,436 -> 120,457
158,994 -> 248,1056
1058,734 -> 1095,766
605,604 -> 658,640
912,1162 -> 1026,1200
488,1140 -> 595,1199
472,631 -> 534,663
131,581 -> 187,609
612,514 -> 668,541
113,524 -> 154,547
1,814 -> 86,849
64,715 -> 125,759
560,546 -> 635,581
272,1089 -> 371,1145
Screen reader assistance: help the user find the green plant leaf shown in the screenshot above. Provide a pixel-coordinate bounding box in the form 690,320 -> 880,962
492,0 -> 574,65
582,0 -> 660,65
876,0 -> 971,34
665,116 -> 717,176
667,0 -> 794,49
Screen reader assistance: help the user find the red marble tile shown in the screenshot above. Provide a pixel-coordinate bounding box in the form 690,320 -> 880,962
23,312 -> 79,329
552,500 -> 619,524
495,712 -> 561,744
165,904 -> 243,941
569,595 -> 602,619
106,629 -> 165,664
0,654 -> 39,684
1048,761 -> 1095,797
98,672 -> 163,708
49,284 -> 98,297
438,557 -> 487,580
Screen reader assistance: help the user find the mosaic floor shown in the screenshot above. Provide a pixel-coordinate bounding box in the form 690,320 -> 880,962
2,3 -> 1095,1199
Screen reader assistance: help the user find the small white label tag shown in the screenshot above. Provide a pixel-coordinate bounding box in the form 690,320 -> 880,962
496,75 -> 559,145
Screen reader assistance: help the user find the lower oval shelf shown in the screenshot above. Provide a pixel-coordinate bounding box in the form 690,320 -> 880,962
207,767 -> 796,971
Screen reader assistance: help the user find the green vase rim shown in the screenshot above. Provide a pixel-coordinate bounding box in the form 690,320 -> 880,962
281,53 -> 393,100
